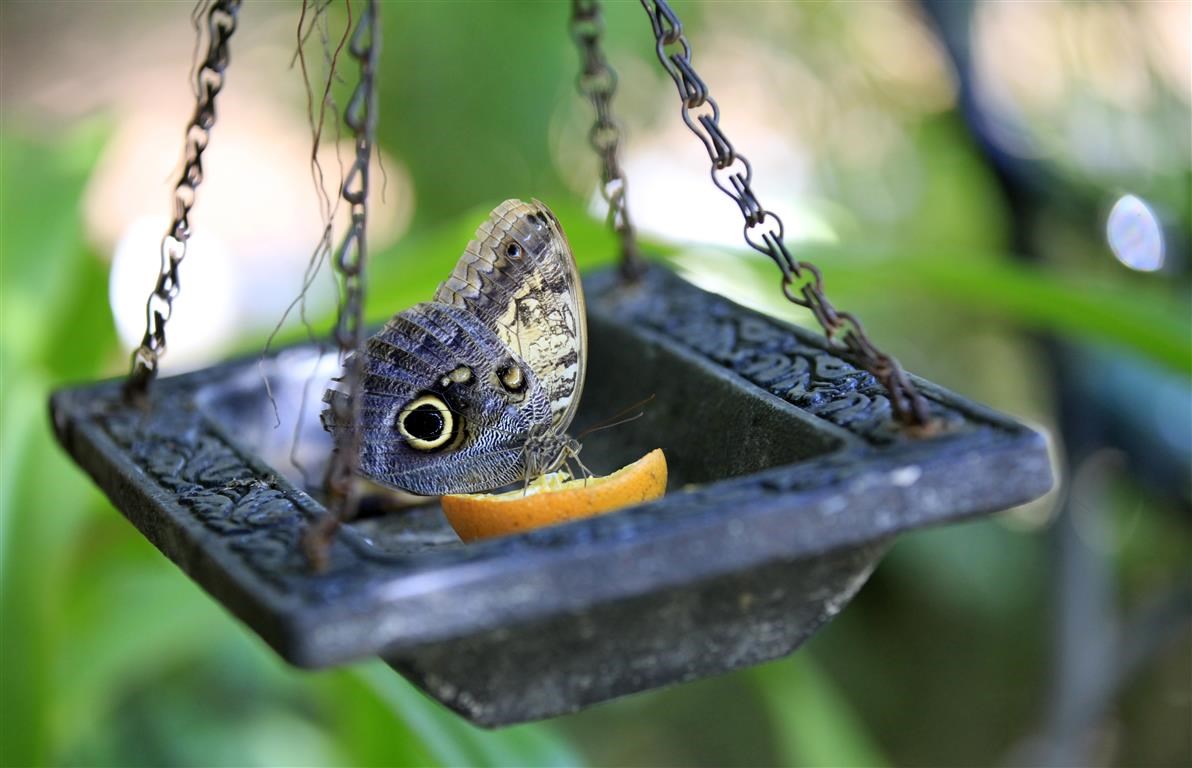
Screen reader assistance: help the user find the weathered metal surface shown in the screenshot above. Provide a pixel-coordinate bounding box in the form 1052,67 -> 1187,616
49,265 -> 1053,726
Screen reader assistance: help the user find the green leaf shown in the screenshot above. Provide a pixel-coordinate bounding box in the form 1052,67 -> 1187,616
0,373 -> 100,767
353,661 -> 584,768
0,123 -> 121,767
749,655 -> 889,768
276,197 -> 1189,379
669,244 -> 1191,377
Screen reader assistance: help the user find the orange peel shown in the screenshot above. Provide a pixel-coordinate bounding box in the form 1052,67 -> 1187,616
441,449 -> 667,542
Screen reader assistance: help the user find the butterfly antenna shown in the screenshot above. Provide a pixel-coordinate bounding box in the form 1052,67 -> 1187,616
576,394 -> 656,439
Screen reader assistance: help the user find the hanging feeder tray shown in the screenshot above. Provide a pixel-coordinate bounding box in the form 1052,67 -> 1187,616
50,263 -> 1053,726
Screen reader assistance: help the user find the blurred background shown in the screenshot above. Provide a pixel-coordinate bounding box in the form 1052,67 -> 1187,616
1,1 -> 1189,765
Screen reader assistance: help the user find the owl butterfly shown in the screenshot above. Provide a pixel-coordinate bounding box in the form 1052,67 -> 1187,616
322,199 -> 587,495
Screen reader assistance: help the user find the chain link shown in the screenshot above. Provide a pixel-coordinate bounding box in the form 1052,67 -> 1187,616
320,0 -> 380,534
126,0 -> 241,399
639,0 -> 931,428
570,0 -> 644,280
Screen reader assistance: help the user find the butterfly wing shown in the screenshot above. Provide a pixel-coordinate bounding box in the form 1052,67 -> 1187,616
323,199 -> 585,495
433,199 -> 587,435
322,301 -> 553,495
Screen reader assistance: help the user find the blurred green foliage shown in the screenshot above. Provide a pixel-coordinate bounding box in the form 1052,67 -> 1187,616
3,1 -> 1190,767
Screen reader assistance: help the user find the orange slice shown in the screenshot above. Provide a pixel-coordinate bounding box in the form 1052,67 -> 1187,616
441,449 -> 667,542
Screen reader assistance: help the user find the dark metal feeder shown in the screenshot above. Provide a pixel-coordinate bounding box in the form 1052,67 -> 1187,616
50,265 -> 1053,726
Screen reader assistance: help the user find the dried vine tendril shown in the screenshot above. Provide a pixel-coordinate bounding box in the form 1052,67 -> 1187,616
304,0 -> 381,570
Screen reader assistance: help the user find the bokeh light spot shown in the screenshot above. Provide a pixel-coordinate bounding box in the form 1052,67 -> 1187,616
1106,194 -> 1164,272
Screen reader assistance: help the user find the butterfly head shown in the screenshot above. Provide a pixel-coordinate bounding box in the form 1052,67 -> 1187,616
522,426 -> 582,481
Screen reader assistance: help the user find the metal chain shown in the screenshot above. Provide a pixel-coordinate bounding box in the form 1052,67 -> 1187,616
638,0 -> 931,428
126,0 -> 241,399
319,0 -> 380,537
570,0 -> 645,280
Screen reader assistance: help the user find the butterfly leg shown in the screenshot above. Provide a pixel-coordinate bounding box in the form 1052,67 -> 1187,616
566,442 -> 594,487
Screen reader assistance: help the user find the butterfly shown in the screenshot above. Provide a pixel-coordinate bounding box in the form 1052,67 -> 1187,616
322,199 -> 587,496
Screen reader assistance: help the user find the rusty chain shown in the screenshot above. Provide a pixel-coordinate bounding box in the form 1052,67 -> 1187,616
639,0 -> 931,428
316,0 -> 380,549
126,0 -> 241,399
570,0 -> 645,280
